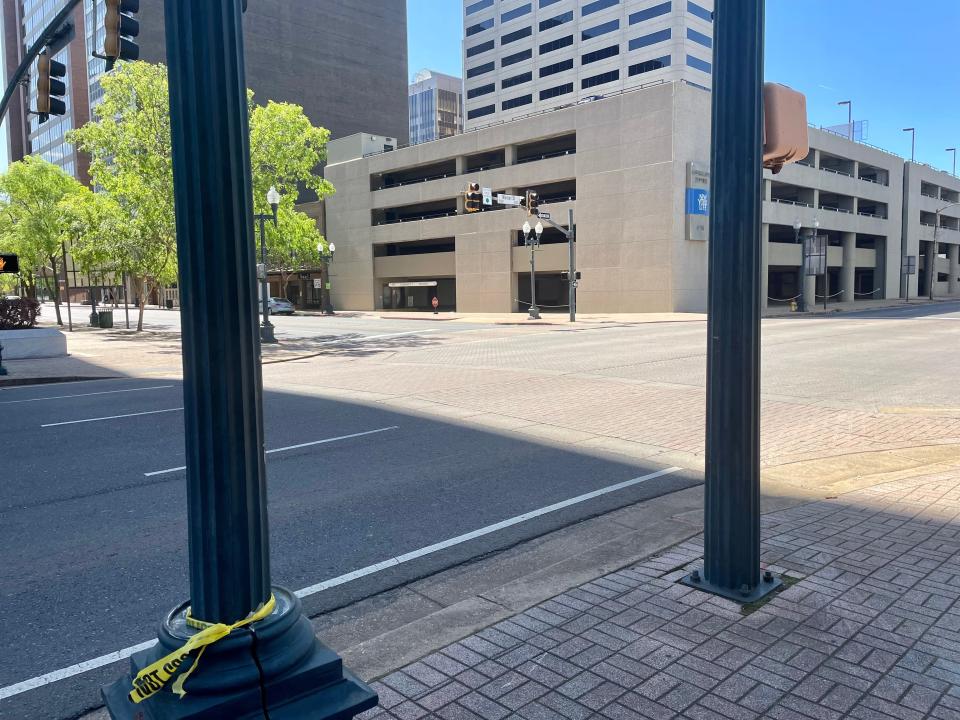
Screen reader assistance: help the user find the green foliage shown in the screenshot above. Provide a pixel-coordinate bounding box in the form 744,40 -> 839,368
0,155 -> 86,314
266,208 -> 328,273
67,62 -> 178,298
249,99 -> 335,217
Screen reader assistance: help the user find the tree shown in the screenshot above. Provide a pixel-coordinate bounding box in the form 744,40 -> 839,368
248,99 -> 335,282
59,187 -> 127,297
0,156 -> 87,325
67,61 -> 176,331
265,207 -> 328,299
67,62 -> 336,328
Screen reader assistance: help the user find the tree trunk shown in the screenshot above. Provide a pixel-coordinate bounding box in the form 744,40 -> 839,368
48,256 -> 63,326
137,278 -> 147,331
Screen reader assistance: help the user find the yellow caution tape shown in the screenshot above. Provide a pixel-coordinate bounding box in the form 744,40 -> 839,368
128,593 -> 276,704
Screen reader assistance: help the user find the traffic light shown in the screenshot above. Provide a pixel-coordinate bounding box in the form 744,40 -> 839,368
464,182 -> 481,213
36,51 -> 67,123
560,271 -> 581,281
525,191 -> 540,216
104,0 -> 140,71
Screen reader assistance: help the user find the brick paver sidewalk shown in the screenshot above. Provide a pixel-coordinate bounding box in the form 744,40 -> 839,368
359,471 -> 960,719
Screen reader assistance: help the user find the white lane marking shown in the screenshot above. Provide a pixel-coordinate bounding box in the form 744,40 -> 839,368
143,426 -> 401,477
0,465 -> 682,701
0,385 -> 174,405
0,641 -> 157,701
294,466 -> 683,597
42,407 -> 184,428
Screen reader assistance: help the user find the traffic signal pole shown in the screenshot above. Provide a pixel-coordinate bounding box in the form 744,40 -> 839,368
0,0 -> 81,125
102,2 -> 376,717
681,0 -> 781,603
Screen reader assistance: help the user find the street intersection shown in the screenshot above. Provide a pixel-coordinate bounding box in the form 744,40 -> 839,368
3,302 -> 960,719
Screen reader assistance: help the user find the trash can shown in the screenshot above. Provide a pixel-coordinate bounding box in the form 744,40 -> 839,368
166,299 -> 174,309
98,309 -> 114,329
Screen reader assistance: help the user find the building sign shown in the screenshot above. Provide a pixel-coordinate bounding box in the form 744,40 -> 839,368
0,254 -> 19,274
388,281 -> 438,288
685,161 -> 710,241
313,278 -> 323,289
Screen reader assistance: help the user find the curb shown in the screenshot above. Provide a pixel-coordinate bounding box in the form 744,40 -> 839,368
0,375 -> 118,388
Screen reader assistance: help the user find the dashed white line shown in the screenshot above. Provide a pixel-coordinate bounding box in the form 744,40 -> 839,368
42,407 -> 184,428
0,385 -> 174,405
0,465 -> 681,701
143,426 -> 401,477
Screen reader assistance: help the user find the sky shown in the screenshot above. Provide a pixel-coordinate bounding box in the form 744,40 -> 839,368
407,0 -> 960,175
2,2 -> 956,175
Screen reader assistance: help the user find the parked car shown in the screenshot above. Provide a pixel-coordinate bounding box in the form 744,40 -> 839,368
267,297 -> 295,315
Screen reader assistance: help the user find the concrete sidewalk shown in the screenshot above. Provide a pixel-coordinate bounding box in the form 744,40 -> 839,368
357,469 -> 960,720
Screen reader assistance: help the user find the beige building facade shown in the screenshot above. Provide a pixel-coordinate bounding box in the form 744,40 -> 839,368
324,80 -> 712,313
901,162 -> 960,299
762,128 -> 905,310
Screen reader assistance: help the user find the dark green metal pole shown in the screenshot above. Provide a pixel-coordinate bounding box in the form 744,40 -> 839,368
103,2 -> 376,716
167,0 -> 270,622
683,0 -> 780,603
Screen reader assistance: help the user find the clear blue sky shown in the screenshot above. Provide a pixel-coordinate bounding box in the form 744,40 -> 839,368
407,0 -> 960,174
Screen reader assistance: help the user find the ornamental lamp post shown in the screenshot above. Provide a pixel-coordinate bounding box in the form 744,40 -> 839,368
257,186 -> 280,344
317,240 -> 336,315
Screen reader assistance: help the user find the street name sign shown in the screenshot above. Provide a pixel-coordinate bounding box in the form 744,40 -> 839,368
496,193 -> 524,206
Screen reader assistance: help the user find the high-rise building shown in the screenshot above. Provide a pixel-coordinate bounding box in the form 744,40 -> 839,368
409,69 -> 463,145
461,0 -> 714,130
3,0 -> 410,181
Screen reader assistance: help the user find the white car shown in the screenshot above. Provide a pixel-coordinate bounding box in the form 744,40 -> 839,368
267,297 -> 295,315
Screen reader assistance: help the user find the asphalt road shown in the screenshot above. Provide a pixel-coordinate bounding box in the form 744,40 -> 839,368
0,378 -> 692,720
5,299 -> 960,719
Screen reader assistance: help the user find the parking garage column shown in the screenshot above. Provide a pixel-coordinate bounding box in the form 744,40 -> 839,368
456,156 -> 467,213
505,145 -> 517,166
841,232 -> 856,302
761,225 -> 769,310
803,270 -> 816,312
949,244 -> 959,296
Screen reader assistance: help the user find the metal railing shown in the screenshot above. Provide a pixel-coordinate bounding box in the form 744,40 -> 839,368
377,210 -> 458,225
516,148 -> 575,165
857,175 -> 889,186
379,171 -> 456,190
769,198 -> 814,208
857,210 -> 886,219
821,166 -> 854,178
819,205 -> 853,214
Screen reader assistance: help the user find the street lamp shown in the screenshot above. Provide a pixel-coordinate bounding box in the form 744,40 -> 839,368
931,201 -> 960,300
948,148 -> 957,177
256,186 -> 280,344
523,220 -> 542,319
903,128 -> 916,162
838,100 -> 852,140
317,240 -> 336,315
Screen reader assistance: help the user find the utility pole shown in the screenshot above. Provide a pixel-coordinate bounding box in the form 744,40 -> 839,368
682,0 -> 781,602
535,209 -> 577,321
102,2 -> 376,717
903,127 -> 916,162
838,100 -> 852,140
